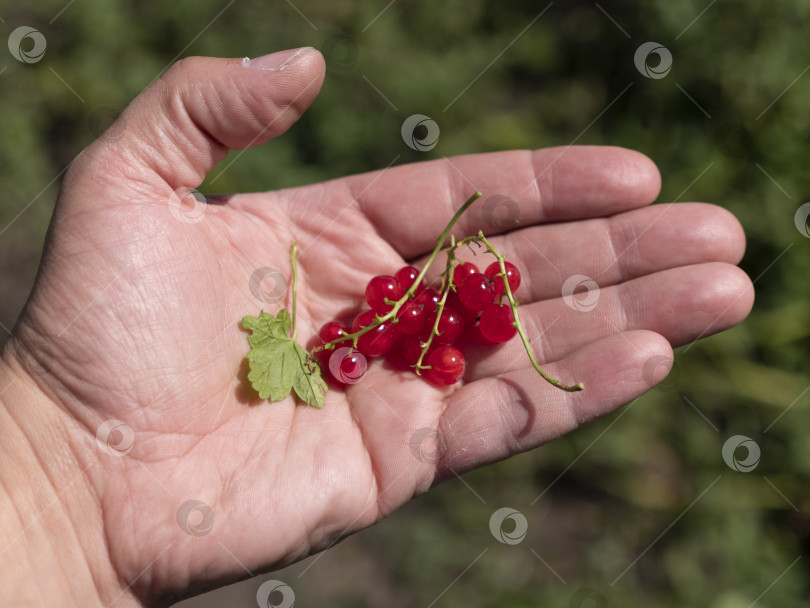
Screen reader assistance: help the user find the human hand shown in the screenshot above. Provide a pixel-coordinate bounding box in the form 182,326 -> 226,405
0,47 -> 753,605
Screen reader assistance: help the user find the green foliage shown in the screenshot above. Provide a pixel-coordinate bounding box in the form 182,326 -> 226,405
243,310 -> 326,407
2,0 -> 809,606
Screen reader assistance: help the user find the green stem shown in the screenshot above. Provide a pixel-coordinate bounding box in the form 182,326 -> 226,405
406,190 -> 482,299
414,239 -> 459,372
475,232 -> 584,392
290,242 -> 298,340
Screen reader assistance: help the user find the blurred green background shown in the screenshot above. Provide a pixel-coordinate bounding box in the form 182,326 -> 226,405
2,0 -> 808,606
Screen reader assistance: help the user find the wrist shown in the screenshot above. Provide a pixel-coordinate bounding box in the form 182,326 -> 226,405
0,343 -> 137,606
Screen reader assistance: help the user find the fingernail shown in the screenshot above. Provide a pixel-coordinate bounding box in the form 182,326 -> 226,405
245,47 -> 311,71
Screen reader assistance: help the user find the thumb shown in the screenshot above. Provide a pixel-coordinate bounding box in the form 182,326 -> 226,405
65,47 -> 325,197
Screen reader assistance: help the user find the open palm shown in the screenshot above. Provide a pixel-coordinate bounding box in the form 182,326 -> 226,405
6,50 -> 753,605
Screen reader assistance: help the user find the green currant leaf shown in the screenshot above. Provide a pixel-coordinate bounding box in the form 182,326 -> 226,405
242,310 -> 327,408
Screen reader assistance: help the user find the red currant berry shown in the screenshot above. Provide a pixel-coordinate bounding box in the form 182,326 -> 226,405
395,265 -> 424,293
352,310 -> 398,357
479,304 -> 517,343
318,321 -> 349,346
484,261 -> 521,296
426,345 -> 466,385
458,273 -> 496,311
328,347 -> 368,384
446,291 -> 479,326
351,310 -> 376,332
414,288 -> 441,325
455,262 -> 480,283
365,275 -> 404,313
434,307 -> 464,345
396,301 -> 426,335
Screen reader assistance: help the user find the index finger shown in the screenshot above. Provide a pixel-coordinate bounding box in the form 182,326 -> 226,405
343,146 -> 662,259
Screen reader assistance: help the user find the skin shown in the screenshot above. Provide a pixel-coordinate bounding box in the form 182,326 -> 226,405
0,48 -> 754,606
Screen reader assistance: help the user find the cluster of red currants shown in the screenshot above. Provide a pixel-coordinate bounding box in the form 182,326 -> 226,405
316,259 -> 521,387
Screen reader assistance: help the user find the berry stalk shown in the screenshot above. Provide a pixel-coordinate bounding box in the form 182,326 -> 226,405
473,232 -> 584,392
406,190 -> 482,299
290,242 -> 299,340
414,238 -> 460,373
